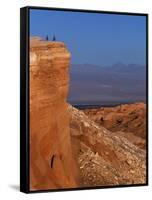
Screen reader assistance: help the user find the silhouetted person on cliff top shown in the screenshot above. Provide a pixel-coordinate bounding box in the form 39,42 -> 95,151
45,35 -> 49,41
52,35 -> 56,41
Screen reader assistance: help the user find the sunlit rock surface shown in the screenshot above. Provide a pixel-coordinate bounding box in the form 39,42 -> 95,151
30,37 -> 79,190
69,105 -> 146,186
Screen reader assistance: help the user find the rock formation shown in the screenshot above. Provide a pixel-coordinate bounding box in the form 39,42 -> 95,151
83,103 -> 146,149
30,37 -> 79,190
29,37 -> 146,190
69,105 -> 146,186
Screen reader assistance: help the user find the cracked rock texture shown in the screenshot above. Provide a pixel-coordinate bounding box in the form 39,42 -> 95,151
30,37 -> 79,190
29,37 -> 146,190
83,103 -> 146,149
69,105 -> 146,186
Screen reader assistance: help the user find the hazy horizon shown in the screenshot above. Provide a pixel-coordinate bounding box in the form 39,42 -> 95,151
30,9 -> 146,105
68,63 -> 146,105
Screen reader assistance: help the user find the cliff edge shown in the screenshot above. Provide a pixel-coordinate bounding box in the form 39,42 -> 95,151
30,37 -> 79,190
29,37 -> 146,190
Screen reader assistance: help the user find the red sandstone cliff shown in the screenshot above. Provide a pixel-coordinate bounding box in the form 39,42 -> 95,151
29,37 -> 146,190
30,37 -> 79,190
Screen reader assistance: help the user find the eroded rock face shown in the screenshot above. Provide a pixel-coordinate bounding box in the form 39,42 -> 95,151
29,37 -> 146,190
83,103 -> 146,149
30,38 -> 78,190
69,105 -> 146,186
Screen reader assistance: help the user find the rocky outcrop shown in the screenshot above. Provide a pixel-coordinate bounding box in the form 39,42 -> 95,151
29,37 -> 146,190
83,103 -> 146,149
69,105 -> 146,186
30,38 -> 79,190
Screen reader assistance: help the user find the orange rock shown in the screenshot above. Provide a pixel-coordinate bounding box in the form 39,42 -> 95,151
30,37 -> 79,191
83,103 -> 146,142
69,105 -> 146,186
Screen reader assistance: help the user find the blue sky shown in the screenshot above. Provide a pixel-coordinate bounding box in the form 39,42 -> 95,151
30,9 -> 146,66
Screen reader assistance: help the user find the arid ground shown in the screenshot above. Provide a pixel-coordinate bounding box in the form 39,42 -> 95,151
29,38 -> 147,190
70,102 -> 146,187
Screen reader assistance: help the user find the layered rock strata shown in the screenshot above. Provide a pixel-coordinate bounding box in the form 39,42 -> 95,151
83,103 -> 146,149
69,105 -> 146,186
29,37 -> 146,189
30,38 -> 78,190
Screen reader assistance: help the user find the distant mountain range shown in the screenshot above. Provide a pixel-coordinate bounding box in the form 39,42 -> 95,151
68,63 -> 146,105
